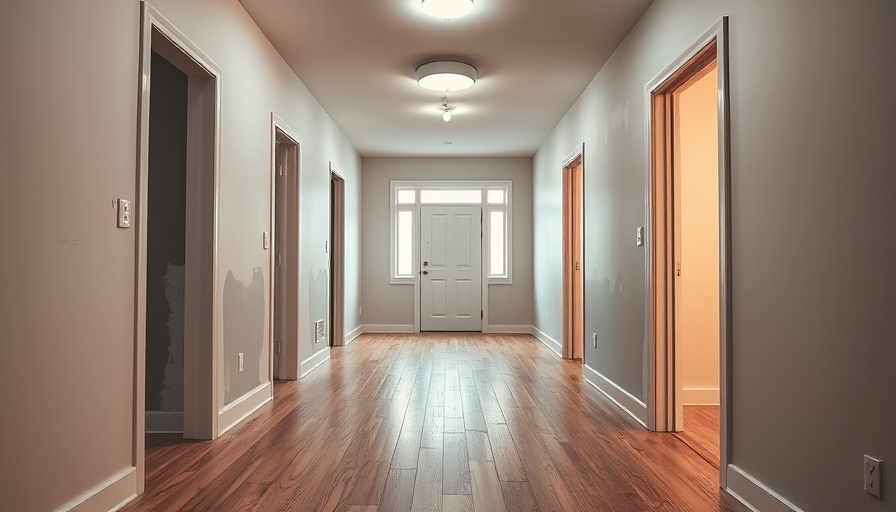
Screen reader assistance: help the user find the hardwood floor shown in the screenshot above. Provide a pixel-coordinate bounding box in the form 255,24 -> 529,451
674,405 -> 721,467
123,333 -> 746,511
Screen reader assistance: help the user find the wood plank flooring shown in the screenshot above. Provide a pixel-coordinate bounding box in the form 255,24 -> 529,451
123,333 -> 746,511
674,405 -> 721,467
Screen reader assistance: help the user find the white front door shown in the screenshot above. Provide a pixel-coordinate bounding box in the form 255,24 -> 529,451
420,205 -> 482,331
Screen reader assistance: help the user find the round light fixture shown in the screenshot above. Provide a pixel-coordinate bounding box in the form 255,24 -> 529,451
416,61 -> 477,92
420,0 -> 474,20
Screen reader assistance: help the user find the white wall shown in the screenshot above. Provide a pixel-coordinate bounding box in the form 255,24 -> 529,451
361,158 -> 534,330
534,1 -> 896,511
0,0 -> 360,509
677,65 -> 720,405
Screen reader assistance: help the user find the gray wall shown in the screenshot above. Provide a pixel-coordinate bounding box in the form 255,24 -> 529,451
361,158 -> 534,329
534,1 -> 896,510
0,0 -> 360,509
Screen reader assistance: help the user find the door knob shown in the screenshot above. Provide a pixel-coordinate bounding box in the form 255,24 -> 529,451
422,270 -> 429,275
423,261 -> 429,266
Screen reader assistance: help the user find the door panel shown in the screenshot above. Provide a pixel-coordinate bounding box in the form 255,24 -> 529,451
421,206 -> 482,331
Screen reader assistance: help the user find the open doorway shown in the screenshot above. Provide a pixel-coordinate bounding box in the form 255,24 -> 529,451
647,19 -> 731,485
329,165 -> 345,347
271,119 -> 301,378
562,147 -> 585,360
135,2 -> 221,492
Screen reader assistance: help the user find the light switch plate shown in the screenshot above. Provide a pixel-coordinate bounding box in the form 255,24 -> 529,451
865,455 -> 882,498
263,232 -> 269,250
636,227 -> 643,246
117,199 -> 131,228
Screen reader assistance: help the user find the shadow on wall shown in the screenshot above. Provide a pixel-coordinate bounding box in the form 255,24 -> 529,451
587,269 -> 645,400
309,267 -> 328,349
223,268 -> 265,405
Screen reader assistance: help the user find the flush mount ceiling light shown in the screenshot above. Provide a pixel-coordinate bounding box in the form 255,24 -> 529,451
420,0 -> 474,20
416,61 -> 477,92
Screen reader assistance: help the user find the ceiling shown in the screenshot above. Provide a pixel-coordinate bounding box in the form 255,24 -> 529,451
240,0 -> 654,157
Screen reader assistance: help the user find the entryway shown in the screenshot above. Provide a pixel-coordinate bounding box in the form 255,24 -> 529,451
647,18 -> 731,484
329,165 -> 346,346
136,1 -> 222,491
562,147 -> 585,360
420,205 -> 483,331
271,117 -> 301,379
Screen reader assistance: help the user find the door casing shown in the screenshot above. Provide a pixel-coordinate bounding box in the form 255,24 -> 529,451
562,145 -> 585,360
136,1 -> 222,492
270,114 -> 301,380
645,17 -> 731,489
329,164 -> 346,347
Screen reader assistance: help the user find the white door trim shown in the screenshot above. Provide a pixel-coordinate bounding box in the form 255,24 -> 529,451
329,163 -> 346,346
136,0 -> 222,495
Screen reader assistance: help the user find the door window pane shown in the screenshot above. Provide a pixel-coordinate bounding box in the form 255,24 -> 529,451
397,189 -> 416,204
397,210 -> 413,276
487,189 -> 505,204
490,210 -> 505,276
420,189 -> 481,204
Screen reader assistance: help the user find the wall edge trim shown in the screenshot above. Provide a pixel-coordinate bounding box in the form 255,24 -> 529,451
531,326 -> 562,357
344,325 -> 363,345
218,382 -> 272,436
362,324 -> 415,333
145,411 -> 184,434
726,464 -> 802,512
300,347 -> 331,377
64,467 -> 136,512
583,364 -> 648,427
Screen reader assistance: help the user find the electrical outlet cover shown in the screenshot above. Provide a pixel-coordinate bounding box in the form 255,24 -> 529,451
865,455 -> 882,498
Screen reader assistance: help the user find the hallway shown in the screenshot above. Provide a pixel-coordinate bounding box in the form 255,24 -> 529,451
124,333 -> 745,511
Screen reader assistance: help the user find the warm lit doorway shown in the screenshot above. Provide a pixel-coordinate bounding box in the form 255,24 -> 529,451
562,147 -> 585,360
647,19 -> 731,485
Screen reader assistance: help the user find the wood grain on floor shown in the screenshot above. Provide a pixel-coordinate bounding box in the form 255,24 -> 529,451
123,333 -> 744,511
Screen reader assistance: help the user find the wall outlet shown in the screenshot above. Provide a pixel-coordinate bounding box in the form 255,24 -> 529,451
546,312 -> 550,323
636,226 -> 643,246
262,232 -> 269,250
359,306 -> 362,317
238,353 -> 244,373
592,332 -> 597,348
865,455 -> 882,498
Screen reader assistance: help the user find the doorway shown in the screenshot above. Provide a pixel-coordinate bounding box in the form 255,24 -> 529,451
329,166 -> 345,347
562,148 -> 584,360
420,205 -> 483,331
647,19 -> 731,486
271,118 -> 301,379
136,1 -> 222,492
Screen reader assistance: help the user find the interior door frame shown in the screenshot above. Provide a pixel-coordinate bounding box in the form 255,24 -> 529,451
136,1 -> 222,492
562,144 -> 585,359
270,114 -> 302,379
645,17 -> 731,488
329,164 -> 346,347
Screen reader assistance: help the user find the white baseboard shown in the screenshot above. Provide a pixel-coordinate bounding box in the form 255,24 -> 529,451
145,410 -> 183,433
726,465 -> 802,512
583,364 -> 648,427
531,326 -> 562,357
301,347 -> 331,377
344,325 -> 363,345
488,325 -> 534,334
683,387 -> 720,405
218,381 -> 272,436
362,324 -> 414,333
65,467 -> 137,512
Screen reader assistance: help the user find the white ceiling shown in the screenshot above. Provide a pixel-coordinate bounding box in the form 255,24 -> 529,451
240,0 -> 653,157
